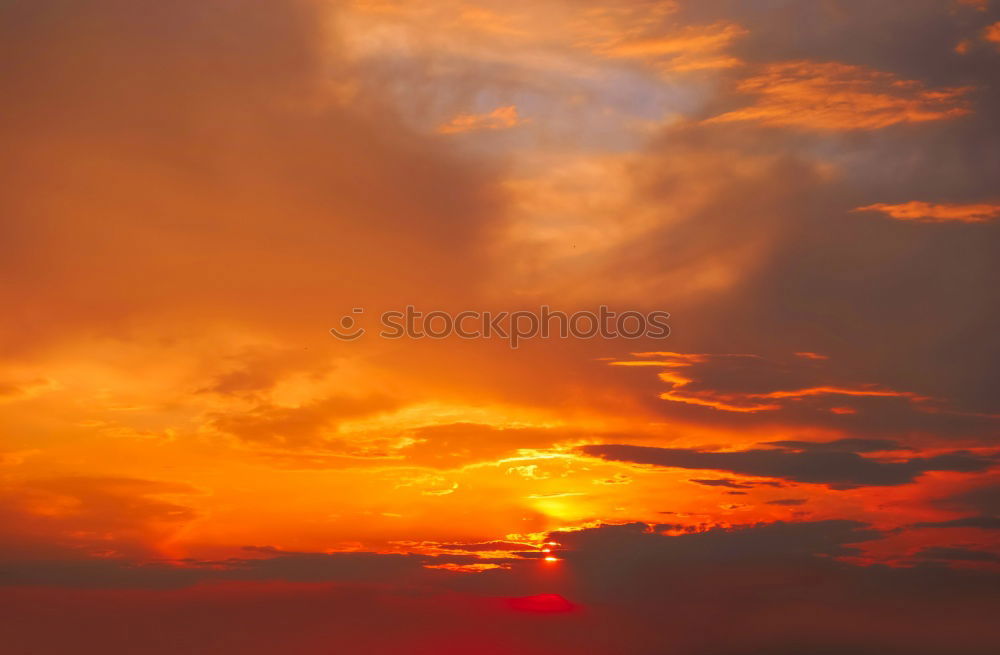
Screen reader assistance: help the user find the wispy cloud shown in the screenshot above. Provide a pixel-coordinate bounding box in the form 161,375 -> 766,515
437,105 -> 526,134
854,202 -> 1000,223
707,61 -> 971,130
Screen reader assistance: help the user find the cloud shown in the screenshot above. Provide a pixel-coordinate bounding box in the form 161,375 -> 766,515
208,394 -> 400,449
910,516 -> 1000,530
435,540 -> 534,552
933,483 -> 1000,515
1,0 -> 504,355
0,519 -> 883,589
690,478 -> 754,489
197,347 -> 332,398
610,352 -> 937,414
986,21 -> 1000,48
2,517 -> 999,654
0,476 -> 200,559
706,60 -> 971,130
553,519 -> 882,566
0,5 -> 999,653
957,0 -> 989,11
0,519 -> 897,589
915,546 -> 1000,563
397,422 -> 568,468
763,438 -> 913,453
605,351 -> 1000,439
0,376 -> 54,401
0,547 -> 513,589
765,498 -> 808,506
592,473 -> 633,485
854,202 -> 1000,223
437,105 -> 526,134
578,441 -> 997,488
586,20 -> 748,72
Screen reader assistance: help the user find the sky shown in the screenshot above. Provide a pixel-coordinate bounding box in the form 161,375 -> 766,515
1,0 -> 999,652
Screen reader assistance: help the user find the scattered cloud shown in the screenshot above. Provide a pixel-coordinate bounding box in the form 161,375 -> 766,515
690,478 -> 754,489
707,61 -> 971,130
985,21 -> 1000,48
766,498 -> 808,506
854,202 -> 1000,223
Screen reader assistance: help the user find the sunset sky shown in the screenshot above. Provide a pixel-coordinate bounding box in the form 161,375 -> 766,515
2,1 -> 1000,653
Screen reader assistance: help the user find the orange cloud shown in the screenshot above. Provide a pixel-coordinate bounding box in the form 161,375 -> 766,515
437,105 -> 525,134
707,61 -> 972,130
587,20 -> 748,72
854,202 -> 1000,223
985,21 -> 1000,47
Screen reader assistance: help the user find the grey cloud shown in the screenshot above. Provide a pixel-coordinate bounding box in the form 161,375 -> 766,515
914,546 -> 1000,563
579,442 -> 997,488
763,438 -> 912,453
910,516 -> 1000,530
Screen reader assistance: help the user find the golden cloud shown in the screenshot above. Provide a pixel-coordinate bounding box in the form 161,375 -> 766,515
707,61 -> 972,130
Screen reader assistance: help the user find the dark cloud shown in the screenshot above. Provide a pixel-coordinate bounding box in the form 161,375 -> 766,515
0,520 -> 891,589
690,478 -> 754,489
0,550 -> 502,589
763,438 -> 912,453
915,546 -> 1000,564
910,516 -> 1000,530
765,499 -> 808,506
591,0 -> 1000,430
436,541 -> 534,552
579,442 -> 997,488
604,351 -> 1000,441
553,519 -> 881,567
933,483 -> 1000,515
2,519 -> 998,654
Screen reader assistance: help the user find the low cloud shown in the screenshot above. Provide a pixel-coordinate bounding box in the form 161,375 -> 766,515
579,440 -> 997,488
